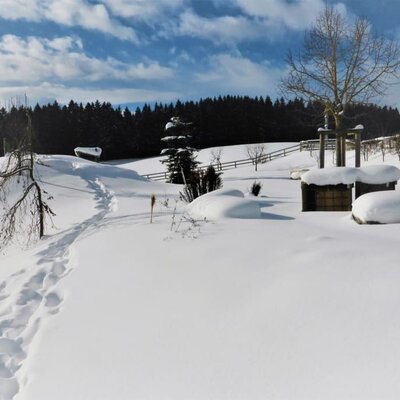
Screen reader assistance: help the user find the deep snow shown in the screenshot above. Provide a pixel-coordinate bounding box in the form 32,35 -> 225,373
1,143 -> 400,399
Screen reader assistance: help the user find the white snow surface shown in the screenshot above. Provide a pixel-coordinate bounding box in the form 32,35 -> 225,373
352,191 -> 400,224
302,165 -> 400,185
2,144 -> 400,399
186,188 -> 261,219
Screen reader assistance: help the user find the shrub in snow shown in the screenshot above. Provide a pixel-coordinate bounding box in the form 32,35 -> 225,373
250,181 -> 262,196
180,165 -> 222,203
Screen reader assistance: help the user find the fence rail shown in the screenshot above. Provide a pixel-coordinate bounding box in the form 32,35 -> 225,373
141,143 -> 302,181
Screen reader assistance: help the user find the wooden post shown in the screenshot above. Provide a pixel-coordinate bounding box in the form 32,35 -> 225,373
319,132 -> 325,168
355,132 -> 361,167
341,133 -> 346,166
336,132 -> 342,167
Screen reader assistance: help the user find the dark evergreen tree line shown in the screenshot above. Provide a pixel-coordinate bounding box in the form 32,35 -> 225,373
1,96 -> 400,160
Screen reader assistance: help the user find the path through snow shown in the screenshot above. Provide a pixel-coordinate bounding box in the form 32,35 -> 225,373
0,173 -> 117,400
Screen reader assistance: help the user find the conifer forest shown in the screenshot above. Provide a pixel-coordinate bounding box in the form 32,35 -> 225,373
1,96 -> 400,160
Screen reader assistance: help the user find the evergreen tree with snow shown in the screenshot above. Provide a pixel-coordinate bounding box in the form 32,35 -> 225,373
160,117 -> 199,184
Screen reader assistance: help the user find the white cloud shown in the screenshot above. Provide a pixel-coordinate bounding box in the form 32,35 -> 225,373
0,35 -> 174,84
172,10 -> 265,44
0,83 -> 181,106
100,0 -> 185,21
235,0 -> 323,30
235,0 -> 347,31
0,0 -> 138,42
196,53 -> 283,96
159,1 -> 348,45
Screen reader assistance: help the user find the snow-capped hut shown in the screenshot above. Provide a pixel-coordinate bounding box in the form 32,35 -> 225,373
74,147 -> 102,162
354,165 -> 400,199
301,165 -> 400,211
301,167 -> 356,211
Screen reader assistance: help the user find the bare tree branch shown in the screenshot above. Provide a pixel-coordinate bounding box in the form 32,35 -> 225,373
281,5 -> 400,129
0,112 -> 55,249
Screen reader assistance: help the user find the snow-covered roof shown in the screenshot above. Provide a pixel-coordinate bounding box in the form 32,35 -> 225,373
302,167 -> 358,185
302,165 -> 400,186
357,165 -> 400,184
74,147 -> 102,157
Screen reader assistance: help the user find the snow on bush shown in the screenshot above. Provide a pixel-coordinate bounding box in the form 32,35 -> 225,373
352,191 -> 400,224
186,188 -> 261,219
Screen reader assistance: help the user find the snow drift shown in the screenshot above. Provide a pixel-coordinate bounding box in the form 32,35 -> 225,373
186,188 -> 261,219
352,191 -> 400,224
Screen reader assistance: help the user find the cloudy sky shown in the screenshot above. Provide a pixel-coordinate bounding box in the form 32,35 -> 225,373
0,0 -> 399,109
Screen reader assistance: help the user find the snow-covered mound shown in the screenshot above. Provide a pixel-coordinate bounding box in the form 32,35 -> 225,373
186,188 -> 261,219
352,191 -> 400,224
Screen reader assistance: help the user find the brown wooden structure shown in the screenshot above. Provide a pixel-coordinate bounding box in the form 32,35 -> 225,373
301,182 -> 353,211
355,181 -> 397,199
318,126 -> 363,169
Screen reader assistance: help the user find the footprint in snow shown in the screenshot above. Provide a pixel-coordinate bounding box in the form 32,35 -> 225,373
45,292 -> 62,308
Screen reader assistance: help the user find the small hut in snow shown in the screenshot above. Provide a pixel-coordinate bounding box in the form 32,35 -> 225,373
74,147 -> 102,162
301,165 -> 400,211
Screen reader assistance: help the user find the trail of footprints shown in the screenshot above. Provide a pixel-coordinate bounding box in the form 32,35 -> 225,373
0,250 -> 73,399
0,177 -> 117,399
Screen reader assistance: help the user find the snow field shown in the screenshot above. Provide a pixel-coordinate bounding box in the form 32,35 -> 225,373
1,143 -> 400,399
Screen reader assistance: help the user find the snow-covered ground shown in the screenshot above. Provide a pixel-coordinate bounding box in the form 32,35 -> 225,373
1,143 -> 400,399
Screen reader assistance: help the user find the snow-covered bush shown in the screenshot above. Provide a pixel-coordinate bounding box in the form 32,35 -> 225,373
180,165 -> 222,203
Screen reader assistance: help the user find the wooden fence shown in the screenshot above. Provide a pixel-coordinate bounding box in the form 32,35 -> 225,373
141,143 -> 301,181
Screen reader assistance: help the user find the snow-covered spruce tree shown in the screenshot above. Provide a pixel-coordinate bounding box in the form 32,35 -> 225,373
0,112 -> 54,248
160,117 -> 199,184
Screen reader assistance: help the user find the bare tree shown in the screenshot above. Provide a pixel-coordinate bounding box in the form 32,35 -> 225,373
246,144 -> 265,171
361,142 -> 373,161
0,112 -> 54,248
393,135 -> 400,160
378,140 -> 388,162
210,148 -> 223,171
281,5 -> 400,130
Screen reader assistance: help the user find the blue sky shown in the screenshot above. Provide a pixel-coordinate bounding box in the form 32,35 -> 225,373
0,0 -> 399,109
